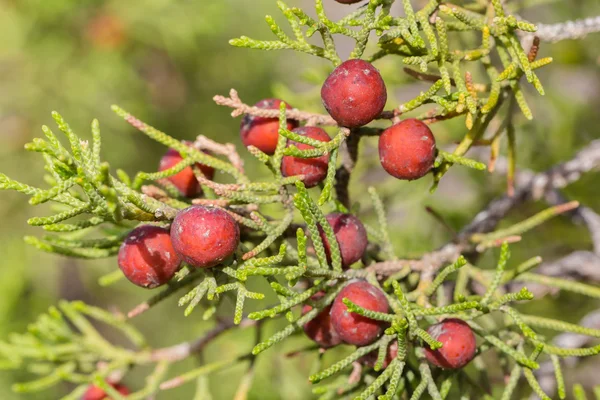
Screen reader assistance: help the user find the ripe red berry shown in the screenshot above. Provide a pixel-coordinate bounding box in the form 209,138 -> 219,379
318,213 -> 368,268
240,99 -> 299,155
82,383 -> 130,400
321,59 -> 387,128
360,340 -> 398,369
281,126 -> 331,188
170,205 -> 240,268
330,281 -> 389,346
118,225 -> 181,289
378,119 -> 437,181
302,292 -> 342,349
424,318 -> 477,369
158,142 -> 215,198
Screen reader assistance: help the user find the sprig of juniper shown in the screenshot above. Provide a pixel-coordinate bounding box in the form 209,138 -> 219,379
1,0 -> 599,398
230,0 -> 552,191
2,88 -> 596,400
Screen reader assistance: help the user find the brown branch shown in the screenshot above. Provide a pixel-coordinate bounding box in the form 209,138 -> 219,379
470,143 -> 600,256
367,139 -> 600,277
127,270 -> 205,318
422,109 -> 466,125
213,89 -> 397,128
506,250 -> 600,300
214,89 -> 338,126
461,139 -> 600,238
366,243 -> 466,276
537,251 -> 600,282
403,67 -> 455,86
335,131 -> 361,208
149,318 -> 256,363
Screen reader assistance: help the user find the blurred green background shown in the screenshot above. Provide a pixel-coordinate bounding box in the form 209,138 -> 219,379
0,0 -> 598,398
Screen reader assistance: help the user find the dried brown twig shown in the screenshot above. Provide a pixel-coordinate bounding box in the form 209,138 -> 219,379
214,89 -> 338,126
213,89 -> 398,128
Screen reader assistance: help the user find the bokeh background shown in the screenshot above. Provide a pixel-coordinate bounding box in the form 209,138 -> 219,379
0,0 -> 599,398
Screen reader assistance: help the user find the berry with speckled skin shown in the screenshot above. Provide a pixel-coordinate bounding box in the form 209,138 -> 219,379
302,292 -> 342,348
281,126 -> 331,188
424,318 -> 477,369
240,99 -> 298,155
118,225 -> 181,289
318,213 -> 368,268
158,142 -> 215,197
321,59 -> 387,128
82,383 -> 130,400
378,119 -> 437,181
330,281 -> 389,346
170,205 -> 240,268
360,340 -> 398,369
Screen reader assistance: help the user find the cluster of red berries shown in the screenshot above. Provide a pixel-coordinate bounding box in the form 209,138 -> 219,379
118,207 -> 367,288
120,125 -> 371,287
118,205 -> 240,288
302,281 -> 476,370
240,59 -> 437,187
116,48 -> 461,373
322,59 -> 436,181
119,54 -> 438,287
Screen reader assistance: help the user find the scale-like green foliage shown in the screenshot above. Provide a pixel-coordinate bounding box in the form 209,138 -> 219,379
0,0 -> 597,398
